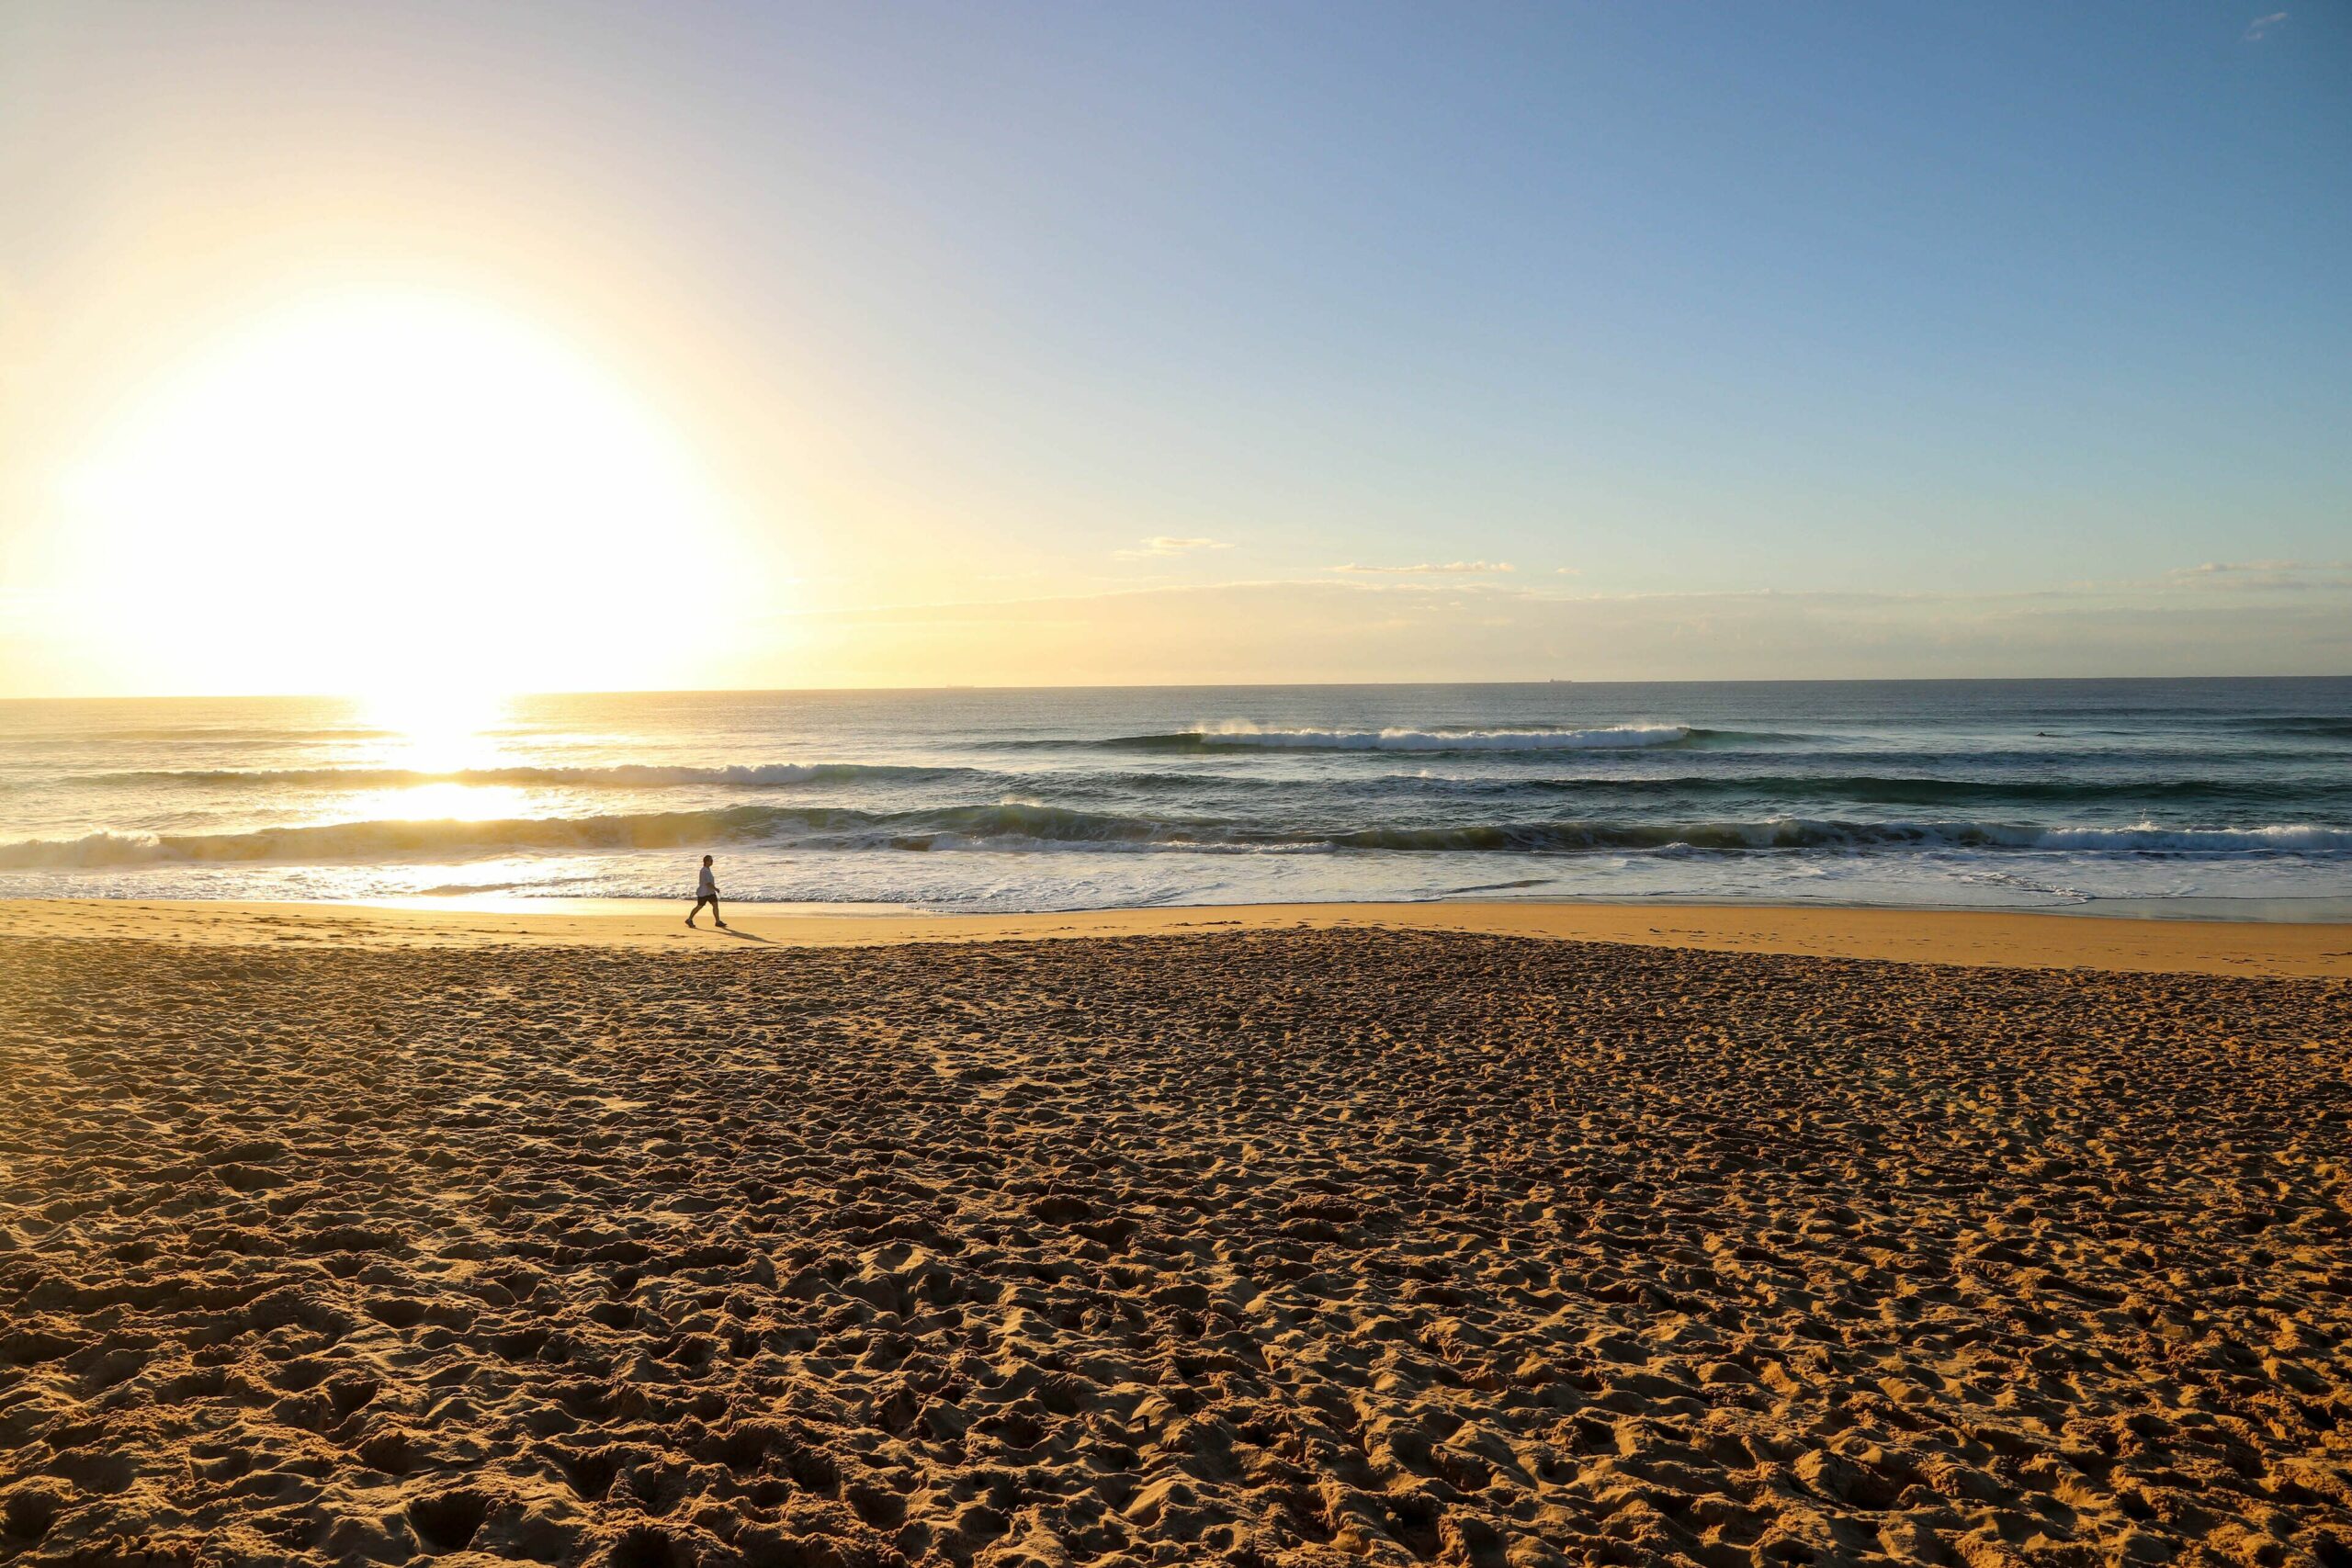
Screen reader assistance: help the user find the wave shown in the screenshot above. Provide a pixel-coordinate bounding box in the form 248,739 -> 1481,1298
0,807 -> 847,869
1498,773 -> 2346,807
1090,723 -> 1705,753
27,763 -> 2346,819
75,761 -> 968,790
7,806 -> 2348,869
1320,819 -> 2352,853
0,804 -> 1222,869
2238,716 -> 2352,739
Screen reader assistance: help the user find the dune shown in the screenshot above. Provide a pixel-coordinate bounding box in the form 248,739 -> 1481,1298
3,905 -> 2349,1565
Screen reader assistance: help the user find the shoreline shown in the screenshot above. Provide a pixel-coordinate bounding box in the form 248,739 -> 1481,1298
6,894 -> 2348,976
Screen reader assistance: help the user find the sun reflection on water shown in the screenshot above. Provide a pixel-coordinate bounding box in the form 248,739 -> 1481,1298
357,686 -> 513,776
345,782 -> 536,823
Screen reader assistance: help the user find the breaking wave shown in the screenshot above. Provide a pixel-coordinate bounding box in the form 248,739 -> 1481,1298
1091,723 -> 1705,753
7,807 -> 2347,869
1320,820 -> 2352,853
1495,773 -> 2346,807
0,805 -> 1200,868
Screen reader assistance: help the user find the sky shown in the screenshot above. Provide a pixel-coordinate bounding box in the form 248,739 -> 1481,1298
1,0 -> 2346,696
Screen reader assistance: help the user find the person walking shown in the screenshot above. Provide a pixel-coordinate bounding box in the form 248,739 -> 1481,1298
686,854 -> 727,929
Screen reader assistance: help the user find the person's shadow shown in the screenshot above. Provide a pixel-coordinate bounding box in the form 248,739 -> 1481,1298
717,926 -> 775,945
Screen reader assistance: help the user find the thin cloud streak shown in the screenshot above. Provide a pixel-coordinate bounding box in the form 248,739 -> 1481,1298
786,558 -> 2352,625
2174,558 -> 2348,575
760,564 -> 2352,685
1331,560 -> 1516,575
1116,536 -> 1234,558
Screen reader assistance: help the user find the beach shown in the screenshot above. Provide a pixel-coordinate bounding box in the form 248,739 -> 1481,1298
5,901 -> 2350,1567
9,0 -> 2348,1560
1,897 -> 2350,976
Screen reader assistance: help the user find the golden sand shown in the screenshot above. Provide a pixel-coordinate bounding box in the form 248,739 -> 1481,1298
2,897 -> 2348,977
3,904 -> 2349,1566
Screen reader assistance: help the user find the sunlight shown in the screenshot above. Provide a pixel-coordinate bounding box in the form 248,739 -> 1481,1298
356,684 -> 512,774
57,290 -> 763,697
341,782 -> 535,823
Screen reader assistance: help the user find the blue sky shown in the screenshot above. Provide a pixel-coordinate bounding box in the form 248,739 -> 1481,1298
0,1 -> 2346,691
733,0 -> 2350,594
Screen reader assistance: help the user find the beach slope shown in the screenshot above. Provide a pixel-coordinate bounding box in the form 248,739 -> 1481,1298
2,896 -> 2348,976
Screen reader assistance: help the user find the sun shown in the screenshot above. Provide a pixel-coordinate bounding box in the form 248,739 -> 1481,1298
56,289 -> 762,697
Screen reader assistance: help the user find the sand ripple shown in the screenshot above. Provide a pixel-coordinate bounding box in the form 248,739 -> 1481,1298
3,930 -> 2350,1566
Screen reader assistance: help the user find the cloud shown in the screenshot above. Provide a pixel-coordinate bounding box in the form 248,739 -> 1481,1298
1117,536 -> 1234,558
2168,559 -> 2352,592
2173,558 -> 2345,575
761,570 -> 2352,687
2245,11 -> 2287,39
1331,560 -> 1516,575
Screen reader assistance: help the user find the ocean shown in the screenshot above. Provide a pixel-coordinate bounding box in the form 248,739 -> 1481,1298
4,679 -> 2349,917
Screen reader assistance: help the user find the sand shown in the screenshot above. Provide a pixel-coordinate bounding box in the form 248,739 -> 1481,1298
2,897 -> 2348,978
4,905 -> 2351,1567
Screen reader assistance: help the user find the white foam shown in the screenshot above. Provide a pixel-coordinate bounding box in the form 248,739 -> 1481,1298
2018,821 -> 2352,852
1186,722 -> 1693,751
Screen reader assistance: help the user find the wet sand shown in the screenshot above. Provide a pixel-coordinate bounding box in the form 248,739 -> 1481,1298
3,897 -> 2349,977
4,906 -> 2350,1566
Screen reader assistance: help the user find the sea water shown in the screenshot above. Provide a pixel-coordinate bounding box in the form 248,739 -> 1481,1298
3,679 -> 2348,916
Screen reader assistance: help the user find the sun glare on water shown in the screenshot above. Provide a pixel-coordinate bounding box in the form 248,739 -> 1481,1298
358,682 -> 512,773
59,290 -> 758,699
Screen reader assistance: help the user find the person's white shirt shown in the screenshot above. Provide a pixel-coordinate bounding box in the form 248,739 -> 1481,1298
697,863 -> 718,896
